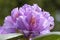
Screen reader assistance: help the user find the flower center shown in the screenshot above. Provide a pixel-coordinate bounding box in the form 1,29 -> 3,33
30,17 -> 36,26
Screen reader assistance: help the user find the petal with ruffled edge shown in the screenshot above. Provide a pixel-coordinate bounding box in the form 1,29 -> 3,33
48,16 -> 54,30
11,7 -> 19,21
16,16 -> 29,30
2,16 -> 16,33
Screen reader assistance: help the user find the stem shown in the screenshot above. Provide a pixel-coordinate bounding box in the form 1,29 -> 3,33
25,34 -> 32,40
25,36 -> 32,40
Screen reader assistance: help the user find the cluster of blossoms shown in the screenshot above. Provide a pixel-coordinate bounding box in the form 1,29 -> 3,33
0,4 -> 54,37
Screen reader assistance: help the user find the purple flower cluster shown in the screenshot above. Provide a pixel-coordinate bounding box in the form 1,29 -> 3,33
0,4 -> 54,37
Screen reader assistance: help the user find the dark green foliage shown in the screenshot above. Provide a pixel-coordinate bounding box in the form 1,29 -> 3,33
34,32 -> 60,40
34,35 -> 60,40
0,0 -> 18,25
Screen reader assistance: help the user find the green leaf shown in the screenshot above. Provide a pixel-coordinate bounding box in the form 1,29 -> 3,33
0,33 -> 23,40
34,32 -> 60,40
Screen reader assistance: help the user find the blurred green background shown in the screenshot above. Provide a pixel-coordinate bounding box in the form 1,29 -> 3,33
0,0 -> 60,31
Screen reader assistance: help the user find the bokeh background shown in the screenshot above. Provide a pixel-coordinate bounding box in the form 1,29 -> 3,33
0,0 -> 60,31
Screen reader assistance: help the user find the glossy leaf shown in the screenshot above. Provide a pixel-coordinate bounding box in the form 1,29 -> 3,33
34,32 -> 60,40
0,33 -> 23,40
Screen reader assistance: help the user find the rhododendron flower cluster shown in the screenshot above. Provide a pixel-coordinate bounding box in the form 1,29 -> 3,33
0,4 -> 54,37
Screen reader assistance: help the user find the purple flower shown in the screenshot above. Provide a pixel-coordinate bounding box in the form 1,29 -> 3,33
0,16 -> 17,34
0,4 -> 54,37
0,27 -> 7,34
